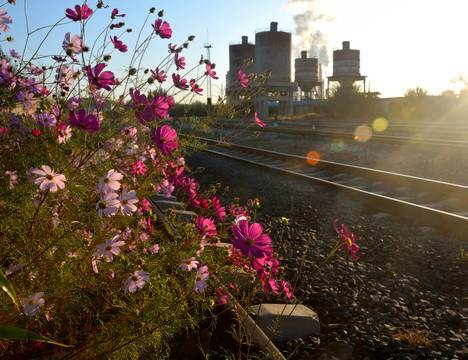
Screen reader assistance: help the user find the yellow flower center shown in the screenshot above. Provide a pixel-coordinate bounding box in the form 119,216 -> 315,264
245,238 -> 254,246
196,275 -> 202,281
122,199 -> 128,205
106,245 -> 112,251
46,174 -> 54,181
131,276 -> 138,282
29,299 -> 35,305
104,178 -> 110,183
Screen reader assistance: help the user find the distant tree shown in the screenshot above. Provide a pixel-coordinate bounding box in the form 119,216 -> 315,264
324,82 -> 376,119
404,86 -> 429,97
440,90 -> 457,98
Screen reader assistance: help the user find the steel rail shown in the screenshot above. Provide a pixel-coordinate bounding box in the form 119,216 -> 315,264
208,122 -> 468,148
192,136 -> 468,239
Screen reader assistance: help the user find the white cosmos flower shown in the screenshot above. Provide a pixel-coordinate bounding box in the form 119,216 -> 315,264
119,188 -> 138,216
32,165 -> 66,193
97,169 -> 123,194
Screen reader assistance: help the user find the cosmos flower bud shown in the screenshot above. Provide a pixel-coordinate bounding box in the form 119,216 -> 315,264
158,10 -> 164,17
281,217 -> 289,227
188,35 -> 195,41
129,68 -> 137,76
103,55 -> 111,61
149,7 -> 155,13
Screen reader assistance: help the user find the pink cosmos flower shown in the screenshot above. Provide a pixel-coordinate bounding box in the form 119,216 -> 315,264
55,123 -> 72,144
180,257 -> 199,272
237,70 -> 248,87
195,216 -> 217,239
130,161 -> 146,176
231,220 -> 273,259
151,67 -> 167,83
98,234 -> 125,262
65,4 -> 93,22
189,79 -> 203,95
68,109 -> 100,132
152,125 -> 178,156
172,73 -> 189,90
55,65 -> 75,87
9,49 -> 20,58
254,112 -> 266,127
97,169 -> 123,193
96,192 -> 120,218
152,18 -> 172,39
87,63 -> 115,91
24,292 -> 45,316
151,243 -> 159,254
194,265 -> 209,293
32,165 -> 66,193
124,270 -> 150,293
119,188 -> 138,215
110,36 -> 127,52
334,219 -> 361,260
0,10 -> 12,34
205,64 -> 219,79
37,111 -> 56,128
175,54 -> 186,70
149,94 -> 170,119
216,286 -> 228,304
111,8 -> 125,18
62,32 -> 82,56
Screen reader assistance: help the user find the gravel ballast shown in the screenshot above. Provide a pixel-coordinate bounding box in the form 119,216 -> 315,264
185,148 -> 468,360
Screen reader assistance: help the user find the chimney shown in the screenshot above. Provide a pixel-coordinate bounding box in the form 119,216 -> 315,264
301,50 -> 307,59
270,22 -> 278,32
343,41 -> 350,50
242,36 -> 248,45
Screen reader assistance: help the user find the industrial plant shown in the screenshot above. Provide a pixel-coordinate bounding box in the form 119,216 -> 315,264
227,22 -> 367,117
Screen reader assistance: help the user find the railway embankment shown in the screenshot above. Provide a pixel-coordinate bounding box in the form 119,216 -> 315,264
186,149 -> 468,360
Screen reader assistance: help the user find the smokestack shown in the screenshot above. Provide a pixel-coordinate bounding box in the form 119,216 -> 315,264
343,41 -> 350,50
242,36 -> 248,45
270,21 -> 278,32
301,50 -> 307,59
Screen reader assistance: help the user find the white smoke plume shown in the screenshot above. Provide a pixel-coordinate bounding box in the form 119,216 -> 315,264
286,0 -> 334,67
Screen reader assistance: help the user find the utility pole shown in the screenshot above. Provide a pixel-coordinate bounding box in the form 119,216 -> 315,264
204,39 -> 213,105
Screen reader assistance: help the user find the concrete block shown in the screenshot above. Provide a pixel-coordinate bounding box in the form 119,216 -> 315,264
153,199 -> 185,211
250,304 -> 320,342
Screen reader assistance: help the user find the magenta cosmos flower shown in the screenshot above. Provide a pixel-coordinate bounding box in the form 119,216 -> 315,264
205,64 -> 219,80
151,125 -> 178,156
231,220 -> 273,259
254,112 -> 266,128
32,165 -> 66,193
65,4 -> 93,22
68,109 -> 100,132
87,63 -> 115,91
237,70 -> 248,87
334,219 -> 361,260
195,216 -> 217,239
110,36 -> 127,52
152,18 -> 172,39
124,270 -> 150,293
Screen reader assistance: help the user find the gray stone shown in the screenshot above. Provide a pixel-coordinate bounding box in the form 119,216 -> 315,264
250,304 -> 320,342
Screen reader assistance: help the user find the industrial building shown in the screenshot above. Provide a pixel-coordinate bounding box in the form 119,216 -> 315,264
227,23 -> 366,117
327,41 -> 367,94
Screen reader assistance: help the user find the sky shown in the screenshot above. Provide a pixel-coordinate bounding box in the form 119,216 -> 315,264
2,0 -> 468,100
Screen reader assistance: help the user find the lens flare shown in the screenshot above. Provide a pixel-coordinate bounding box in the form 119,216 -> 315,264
354,125 -> 372,142
331,139 -> 345,153
373,117 -> 388,133
306,151 -> 320,165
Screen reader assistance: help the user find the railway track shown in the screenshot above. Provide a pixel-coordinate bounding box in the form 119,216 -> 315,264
191,136 -> 468,238
208,121 -> 468,149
